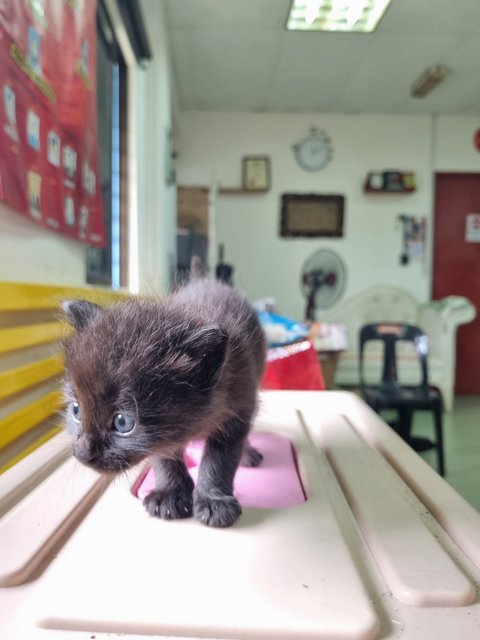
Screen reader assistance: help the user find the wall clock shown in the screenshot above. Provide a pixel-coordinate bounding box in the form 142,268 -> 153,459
293,127 -> 333,172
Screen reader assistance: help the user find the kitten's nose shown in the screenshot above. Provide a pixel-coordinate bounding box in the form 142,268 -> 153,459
74,433 -> 96,463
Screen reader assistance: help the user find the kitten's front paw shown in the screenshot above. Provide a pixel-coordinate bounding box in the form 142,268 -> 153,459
143,489 -> 193,520
193,490 -> 242,528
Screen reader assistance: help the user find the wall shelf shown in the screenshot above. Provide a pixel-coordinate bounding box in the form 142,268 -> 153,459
218,187 -> 269,195
363,187 -> 416,194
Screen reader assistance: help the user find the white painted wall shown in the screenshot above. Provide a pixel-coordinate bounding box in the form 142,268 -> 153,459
434,116 -> 480,172
0,202 -> 86,285
177,111 -> 434,319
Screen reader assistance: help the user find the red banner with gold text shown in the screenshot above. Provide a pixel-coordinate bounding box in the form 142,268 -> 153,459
0,0 -> 105,247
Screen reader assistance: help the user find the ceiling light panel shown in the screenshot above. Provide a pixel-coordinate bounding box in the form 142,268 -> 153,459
287,0 -> 393,33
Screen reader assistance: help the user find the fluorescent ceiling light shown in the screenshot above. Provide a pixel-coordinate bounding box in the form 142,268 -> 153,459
411,65 -> 449,98
287,0 -> 393,33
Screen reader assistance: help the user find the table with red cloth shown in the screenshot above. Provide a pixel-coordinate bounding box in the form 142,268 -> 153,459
261,340 -> 325,391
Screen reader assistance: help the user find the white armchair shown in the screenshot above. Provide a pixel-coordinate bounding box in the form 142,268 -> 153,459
316,286 -> 476,412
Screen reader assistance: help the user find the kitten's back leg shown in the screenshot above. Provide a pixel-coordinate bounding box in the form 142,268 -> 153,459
193,417 -> 250,527
143,455 -> 194,520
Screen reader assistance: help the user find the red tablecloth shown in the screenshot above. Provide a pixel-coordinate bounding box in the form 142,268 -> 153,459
261,340 -> 325,390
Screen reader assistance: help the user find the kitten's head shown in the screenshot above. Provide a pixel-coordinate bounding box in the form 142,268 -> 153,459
62,298 -> 228,474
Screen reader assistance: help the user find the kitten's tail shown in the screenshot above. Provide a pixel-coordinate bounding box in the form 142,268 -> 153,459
190,255 -> 205,281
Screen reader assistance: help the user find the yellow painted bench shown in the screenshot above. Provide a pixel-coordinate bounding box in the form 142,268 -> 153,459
0,281 -> 126,474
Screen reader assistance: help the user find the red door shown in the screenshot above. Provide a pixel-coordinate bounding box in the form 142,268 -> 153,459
433,173 -> 480,394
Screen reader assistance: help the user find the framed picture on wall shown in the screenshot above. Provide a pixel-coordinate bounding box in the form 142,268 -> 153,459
242,156 -> 270,192
280,193 -> 345,238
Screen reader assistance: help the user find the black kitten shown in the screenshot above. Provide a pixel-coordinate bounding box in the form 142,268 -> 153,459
62,278 -> 266,527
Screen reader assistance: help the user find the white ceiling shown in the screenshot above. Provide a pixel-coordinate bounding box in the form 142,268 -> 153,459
163,0 -> 480,115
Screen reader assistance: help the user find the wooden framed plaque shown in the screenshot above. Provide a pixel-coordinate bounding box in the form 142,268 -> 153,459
242,156 -> 270,192
280,193 -> 344,238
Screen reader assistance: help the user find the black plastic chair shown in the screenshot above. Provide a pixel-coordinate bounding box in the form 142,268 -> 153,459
359,323 -> 445,476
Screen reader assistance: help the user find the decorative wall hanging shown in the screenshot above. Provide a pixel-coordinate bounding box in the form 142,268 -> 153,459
0,0 -> 105,246
280,193 -> 344,238
396,214 -> 426,265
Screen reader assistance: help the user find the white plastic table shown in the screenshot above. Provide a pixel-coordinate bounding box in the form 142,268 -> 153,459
1,391 -> 480,639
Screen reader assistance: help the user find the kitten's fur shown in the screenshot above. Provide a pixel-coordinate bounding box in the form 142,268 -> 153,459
62,277 -> 266,527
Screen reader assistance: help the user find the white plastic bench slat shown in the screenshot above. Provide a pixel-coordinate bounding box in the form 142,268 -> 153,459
0,458 -> 109,587
319,415 -> 474,606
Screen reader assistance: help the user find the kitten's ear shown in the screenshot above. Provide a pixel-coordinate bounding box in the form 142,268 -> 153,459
61,299 -> 102,331
184,325 -> 228,389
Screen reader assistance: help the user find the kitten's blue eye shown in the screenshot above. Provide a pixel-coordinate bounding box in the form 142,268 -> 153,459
71,401 -> 81,424
113,413 -> 135,434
